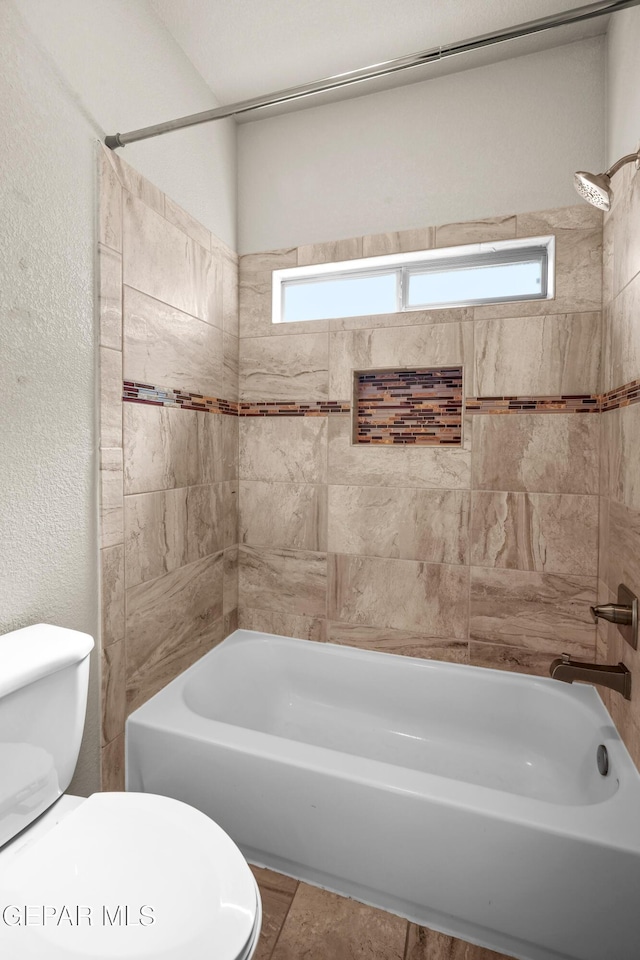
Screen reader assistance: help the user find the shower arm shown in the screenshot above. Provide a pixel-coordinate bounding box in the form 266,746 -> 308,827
105,0 -> 640,150
605,151 -> 640,178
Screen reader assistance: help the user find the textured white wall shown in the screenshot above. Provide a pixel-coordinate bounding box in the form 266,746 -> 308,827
14,0 -> 237,248
237,38 -> 605,253
606,6 -> 640,167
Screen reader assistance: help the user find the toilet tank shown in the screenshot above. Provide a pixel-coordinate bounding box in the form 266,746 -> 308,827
0,624 -> 94,847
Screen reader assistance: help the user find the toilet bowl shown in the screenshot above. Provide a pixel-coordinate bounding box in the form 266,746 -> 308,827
0,624 -> 261,960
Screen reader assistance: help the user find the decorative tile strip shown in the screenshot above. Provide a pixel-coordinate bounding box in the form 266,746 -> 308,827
600,379 -> 640,412
238,401 -> 351,417
465,395 -> 600,414
355,367 -> 463,445
123,382 -> 238,415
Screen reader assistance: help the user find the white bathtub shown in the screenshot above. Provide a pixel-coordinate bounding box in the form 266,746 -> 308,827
126,630 -> 640,960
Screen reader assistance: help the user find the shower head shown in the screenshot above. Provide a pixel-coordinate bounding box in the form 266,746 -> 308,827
574,149 -> 640,211
574,171 -> 612,211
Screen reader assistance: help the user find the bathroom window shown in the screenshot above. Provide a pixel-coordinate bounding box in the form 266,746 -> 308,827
272,236 -> 554,323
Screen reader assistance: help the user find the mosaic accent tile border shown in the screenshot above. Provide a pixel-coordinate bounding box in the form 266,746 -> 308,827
122,379 -> 640,420
465,395 -> 600,414
123,382 -> 238,415
354,368 -> 463,446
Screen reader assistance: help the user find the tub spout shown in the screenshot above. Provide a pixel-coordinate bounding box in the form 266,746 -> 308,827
549,653 -> 632,700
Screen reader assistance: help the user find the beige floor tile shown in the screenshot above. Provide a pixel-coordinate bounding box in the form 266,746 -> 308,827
271,883 -> 406,960
406,924 -> 516,960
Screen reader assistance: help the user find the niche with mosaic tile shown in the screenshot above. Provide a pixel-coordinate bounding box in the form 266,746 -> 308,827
353,367 -> 463,445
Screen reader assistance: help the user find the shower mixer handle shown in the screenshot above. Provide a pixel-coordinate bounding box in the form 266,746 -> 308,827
590,603 -> 633,625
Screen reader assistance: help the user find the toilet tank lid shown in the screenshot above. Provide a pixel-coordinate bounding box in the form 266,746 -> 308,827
0,624 -> 94,700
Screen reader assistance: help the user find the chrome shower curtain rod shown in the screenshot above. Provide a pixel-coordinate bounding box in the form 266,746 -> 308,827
105,0 -> 640,149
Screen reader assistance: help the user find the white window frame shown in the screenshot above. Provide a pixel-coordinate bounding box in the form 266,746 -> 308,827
271,235 -> 555,324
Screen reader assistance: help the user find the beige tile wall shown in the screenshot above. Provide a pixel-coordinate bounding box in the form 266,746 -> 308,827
98,145 -> 239,789
598,162 -> 640,768
238,206 -> 603,673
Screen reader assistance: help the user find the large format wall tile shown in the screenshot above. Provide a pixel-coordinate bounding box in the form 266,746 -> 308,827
124,404 -> 198,494
126,553 -> 224,711
329,306 -> 473,333
98,244 -> 122,349
239,416 -> 328,484
328,322 -> 472,401
469,567 -> 596,656
239,546 -> 327,618
606,500 -> 640,599
362,227 -> 433,257
611,166 -> 640,298
101,639 -> 125,745
240,332 -> 329,401
435,215 -> 517,247
328,416 -> 471,490
239,248 -> 297,338
328,554 -> 468,639
602,272 -> 640,391
473,313 -> 601,396
123,194 -> 212,321
101,544 -> 125,646
123,286 -> 223,396
328,486 -> 469,565
240,480 -> 327,552
163,195 -> 211,251
469,492 -> 598,576
297,237 -> 363,266
100,448 -> 124,549
238,607 -> 326,642
100,347 -> 122,448
472,414 -> 599,494
606,404 -> 640,511
327,622 -> 468,662
98,147 -> 122,253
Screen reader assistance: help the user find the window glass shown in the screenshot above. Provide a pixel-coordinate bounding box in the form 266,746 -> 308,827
283,271 -> 397,322
406,258 -> 544,309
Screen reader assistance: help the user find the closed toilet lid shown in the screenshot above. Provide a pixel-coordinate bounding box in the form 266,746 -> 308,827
0,792 -> 258,959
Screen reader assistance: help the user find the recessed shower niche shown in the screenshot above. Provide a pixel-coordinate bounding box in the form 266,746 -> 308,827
352,366 -> 463,445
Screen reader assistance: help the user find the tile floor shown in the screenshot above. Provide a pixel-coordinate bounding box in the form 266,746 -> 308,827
250,865 -> 516,960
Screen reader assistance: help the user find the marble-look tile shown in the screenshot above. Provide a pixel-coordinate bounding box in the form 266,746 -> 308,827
98,146 -> 122,252
329,554 -> 469,639
101,544 -> 125,646
124,488 -> 187,588
126,555 -> 224,712
239,416 -> 327,484
607,404 -> 640,512
435,215 -> 516,247
239,546 -> 327,618
250,865 -> 297,960
271,882 -> 405,960
101,733 -> 125,792
124,404 -> 199,495
473,312 -> 601,396
206,258 -> 224,332
297,237 -> 363,266
604,271 -> 640,391
329,322 -> 472,401
100,347 -> 122,448
328,486 -> 469,565
239,248 -> 297,338
470,641 -> 571,678
123,286 -> 223,396
223,332 -> 239,402
197,411 -> 239,483
472,205 -> 603,320
406,923 -> 516,960
101,638 -> 125,746
98,244 -> 122,349
469,567 -> 597,656
240,480 -> 327,552
328,623 -> 468,662
612,165 -> 640,299
362,227 -> 434,257
122,194 -> 212,321
223,546 -> 238,616
223,609 -> 239,638
163,195 -> 211,250
104,149 -> 164,215
329,306 -> 474,332
240,332 -> 329,401
609,694 -> 640,772
469,492 -> 598,577
471,414 -> 599,494
221,246 -> 239,338
602,211 -> 614,311
238,607 -> 326,642
100,447 -> 124,549
606,500 -> 640,599
328,416 -> 471,490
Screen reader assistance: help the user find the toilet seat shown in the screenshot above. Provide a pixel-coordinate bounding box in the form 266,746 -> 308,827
0,792 -> 259,959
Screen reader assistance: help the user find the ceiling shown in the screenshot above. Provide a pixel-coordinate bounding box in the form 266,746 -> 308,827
149,0 -> 609,121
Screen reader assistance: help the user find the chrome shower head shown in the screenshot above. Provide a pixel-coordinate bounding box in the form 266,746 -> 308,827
574,171 -> 612,211
574,149 -> 640,210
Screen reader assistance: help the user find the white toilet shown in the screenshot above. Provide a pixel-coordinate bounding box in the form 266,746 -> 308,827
0,624 -> 261,959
